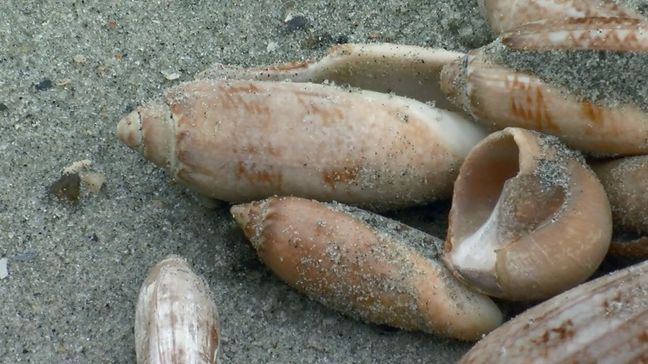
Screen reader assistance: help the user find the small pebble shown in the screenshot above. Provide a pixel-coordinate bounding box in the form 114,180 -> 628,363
284,15 -> 308,32
0,103 -> 7,112
161,70 -> 181,80
49,173 -> 81,204
81,172 -> 106,193
34,79 -> 53,91
0,258 -> 8,279
266,41 -> 279,52
73,54 -> 87,64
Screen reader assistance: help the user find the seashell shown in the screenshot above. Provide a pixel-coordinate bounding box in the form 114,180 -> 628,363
197,43 -> 464,111
592,155 -> 648,259
458,260 -> 648,364
443,127 -> 612,301
135,255 -> 220,364
230,196 -> 504,341
439,48 -> 648,156
117,79 -> 486,210
478,0 -> 643,34
500,16 -> 648,52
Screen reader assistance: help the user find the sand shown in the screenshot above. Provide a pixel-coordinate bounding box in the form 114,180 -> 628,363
0,1 -> 489,363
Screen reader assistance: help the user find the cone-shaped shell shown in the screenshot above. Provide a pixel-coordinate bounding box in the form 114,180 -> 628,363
444,128 -> 612,301
230,196 -> 503,341
459,260 -> 648,364
593,155 -> 648,259
478,0 -> 642,34
440,50 -> 648,156
135,255 -> 220,364
198,43 -> 464,111
117,79 -> 486,210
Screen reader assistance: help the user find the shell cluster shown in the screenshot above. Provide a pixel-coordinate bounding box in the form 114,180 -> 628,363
123,0 -> 648,362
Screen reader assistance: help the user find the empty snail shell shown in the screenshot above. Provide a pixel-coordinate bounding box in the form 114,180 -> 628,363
478,0 -> 643,34
459,260 -> 648,364
135,255 -> 220,364
230,196 -> 503,341
117,79 -> 486,210
440,48 -> 648,156
443,127 -> 612,301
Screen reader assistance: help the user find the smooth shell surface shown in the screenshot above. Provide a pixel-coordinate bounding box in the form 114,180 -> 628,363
459,260 -> 648,364
231,196 -> 503,341
444,128 -> 612,301
117,79 -> 486,210
478,0 -> 642,34
135,255 -> 220,364
440,49 -> 648,156
198,43 -> 464,111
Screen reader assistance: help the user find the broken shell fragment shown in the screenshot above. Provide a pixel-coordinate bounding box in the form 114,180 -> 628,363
444,128 -> 612,301
197,43 -> 464,111
440,49 -> 648,156
135,255 -> 220,364
117,79 -> 486,210
478,0 -> 643,34
230,196 -> 503,341
592,155 -> 648,259
459,260 -> 648,364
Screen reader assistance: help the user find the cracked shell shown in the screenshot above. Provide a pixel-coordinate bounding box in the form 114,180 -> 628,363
443,128 -> 612,301
230,196 -> 503,341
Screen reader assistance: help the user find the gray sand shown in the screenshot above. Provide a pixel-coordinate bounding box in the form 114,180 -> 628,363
0,1 -> 488,363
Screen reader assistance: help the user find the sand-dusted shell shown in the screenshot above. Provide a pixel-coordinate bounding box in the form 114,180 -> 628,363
440,48 -> 648,156
117,79 -> 486,210
479,0 -> 643,34
230,196 -> 503,341
135,255 -> 220,364
443,127 -> 612,301
593,155 -> 648,259
459,260 -> 648,363
198,42 -> 464,111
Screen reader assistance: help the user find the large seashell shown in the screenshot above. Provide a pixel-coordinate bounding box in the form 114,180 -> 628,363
135,255 -> 220,364
117,79 -> 486,210
500,16 -> 648,52
230,196 -> 504,341
459,260 -> 648,363
592,155 -> 648,259
443,127 -> 612,301
478,0 -> 643,34
197,43 -> 464,111
440,48 -> 648,156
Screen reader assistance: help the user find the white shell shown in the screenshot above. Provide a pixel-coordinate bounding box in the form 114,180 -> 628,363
135,255 -> 220,364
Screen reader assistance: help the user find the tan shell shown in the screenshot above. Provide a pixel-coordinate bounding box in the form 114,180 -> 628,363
478,0 -> 642,34
117,79 -> 486,210
135,255 -> 220,364
592,155 -> 648,259
230,196 -> 503,341
197,42 -> 464,111
440,49 -> 648,156
443,128 -> 612,301
459,260 -> 648,364
500,16 -> 648,52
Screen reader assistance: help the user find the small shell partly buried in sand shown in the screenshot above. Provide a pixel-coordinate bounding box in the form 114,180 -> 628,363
230,196 -> 503,341
440,47 -> 648,156
117,79 -> 485,210
443,128 -> 612,301
459,260 -> 648,364
478,0 -> 643,34
592,155 -> 648,259
135,255 -> 220,364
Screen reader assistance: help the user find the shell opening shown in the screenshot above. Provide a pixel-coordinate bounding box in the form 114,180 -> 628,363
447,132 -> 566,295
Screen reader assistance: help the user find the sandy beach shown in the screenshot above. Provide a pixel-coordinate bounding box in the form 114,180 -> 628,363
0,1 -> 497,362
